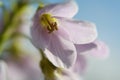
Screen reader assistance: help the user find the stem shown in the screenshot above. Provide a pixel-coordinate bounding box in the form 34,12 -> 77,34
39,49 -> 57,80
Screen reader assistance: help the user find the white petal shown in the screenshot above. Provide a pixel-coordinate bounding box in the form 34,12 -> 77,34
44,34 -> 77,68
37,0 -> 78,18
56,17 -> 98,44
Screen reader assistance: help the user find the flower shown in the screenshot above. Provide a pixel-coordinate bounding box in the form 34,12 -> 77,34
70,40 -> 109,75
70,54 -> 86,75
40,41 -> 109,80
40,50 -> 82,80
0,54 -> 43,80
31,0 -> 97,68
75,40 -> 109,59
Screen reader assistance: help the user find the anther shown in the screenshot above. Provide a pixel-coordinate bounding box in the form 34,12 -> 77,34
39,14 -> 58,33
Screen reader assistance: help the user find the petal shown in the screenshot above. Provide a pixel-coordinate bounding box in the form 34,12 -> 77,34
7,55 -> 42,80
0,61 -> 8,80
31,22 -> 50,50
75,40 -> 109,59
75,43 -> 97,54
55,17 -> 98,44
37,0 -> 78,18
31,21 -> 71,49
89,40 -> 109,59
55,27 -> 72,41
44,34 -> 77,68
70,55 -> 86,75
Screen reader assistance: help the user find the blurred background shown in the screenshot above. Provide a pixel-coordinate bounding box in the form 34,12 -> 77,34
0,0 -> 120,80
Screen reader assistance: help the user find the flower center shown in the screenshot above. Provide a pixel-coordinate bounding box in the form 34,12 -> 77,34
40,13 -> 58,33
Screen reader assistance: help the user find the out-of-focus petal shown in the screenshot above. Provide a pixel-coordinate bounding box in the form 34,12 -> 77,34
0,61 -> 8,80
75,40 -> 109,59
75,43 -> 97,54
44,34 -> 77,68
7,55 -> 42,80
88,40 -> 109,59
8,63 -> 26,80
37,0 -> 78,18
70,55 -> 86,75
56,17 -> 97,44
31,22 -> 50,50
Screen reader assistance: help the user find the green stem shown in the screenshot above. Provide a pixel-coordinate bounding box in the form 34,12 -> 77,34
39,49 -> 57,80
0,1 -> 28,55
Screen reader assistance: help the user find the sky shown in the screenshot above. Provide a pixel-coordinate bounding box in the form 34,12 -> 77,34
44,0 -> 120,80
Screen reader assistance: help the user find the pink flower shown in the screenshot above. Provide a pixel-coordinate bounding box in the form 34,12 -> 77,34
52,41 -> 109,80
31,0 -> 97,68
70,40 -> 109,75
40,40 -> 109,80
75,40 -> 109,59
40,50 -> 82,80
0,54 -> 43,80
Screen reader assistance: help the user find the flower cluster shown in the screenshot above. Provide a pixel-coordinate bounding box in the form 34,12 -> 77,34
31,0 -> 109,80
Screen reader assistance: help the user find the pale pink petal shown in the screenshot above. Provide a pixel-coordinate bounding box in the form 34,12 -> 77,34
89,40 -> 109,59
44,34 -> 77,68
31,21 -> 71,49
6,55 -> 42,80
56,27 -> 72,41
31,22 -> 50,50
70,55 -> 86,75
75,40 -> 109,59
75,43 -> 97,54
55,17 -> 97,44
37,0 -> 78,18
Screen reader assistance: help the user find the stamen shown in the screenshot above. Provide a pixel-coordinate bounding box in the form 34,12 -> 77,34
39,14 -> 58,33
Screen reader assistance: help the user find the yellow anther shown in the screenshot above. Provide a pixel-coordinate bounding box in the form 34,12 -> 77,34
39,13 -> 58,33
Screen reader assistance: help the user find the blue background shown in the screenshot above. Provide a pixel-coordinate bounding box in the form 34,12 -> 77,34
44,0 -> 120,80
